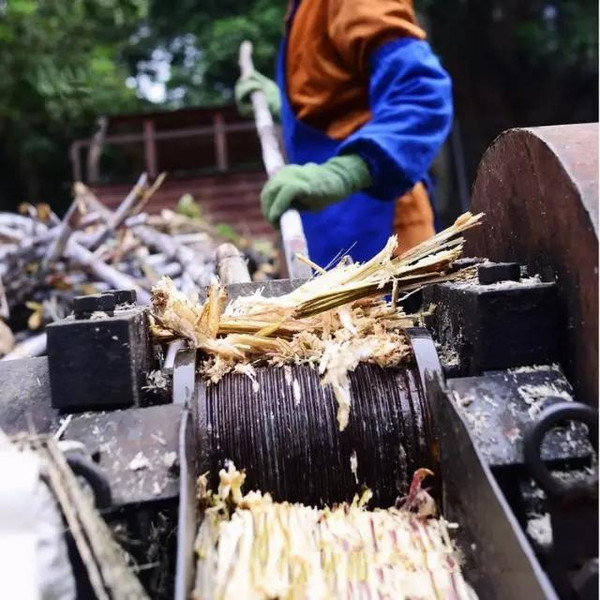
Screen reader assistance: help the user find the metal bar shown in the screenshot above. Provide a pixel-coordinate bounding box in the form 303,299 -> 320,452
174,408 -> 197,600
164,340 -> 187,375
213,112 -> 228,172
143,119 -> 158,178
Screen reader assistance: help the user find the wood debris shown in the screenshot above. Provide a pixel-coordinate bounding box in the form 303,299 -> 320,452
151,212 -> 483,429
193,462 -> 476,600
0,175 -> 277,360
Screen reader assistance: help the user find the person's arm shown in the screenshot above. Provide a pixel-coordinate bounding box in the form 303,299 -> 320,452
337,37 -> 453,201
261,0 -> 452,225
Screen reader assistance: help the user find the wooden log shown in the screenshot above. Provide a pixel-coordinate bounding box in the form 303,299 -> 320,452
87,116 -> 107,184
238,41 -> 312,281
0,213 -> 48,233
131,172 -> 167,216
79,212 -> 104,229
0,319 -> 14,356
72,183 -> 113,220
0,276 -> 9,319
41,199 -> 81,271
0,225 -> 25,243
216,243 -> 251,284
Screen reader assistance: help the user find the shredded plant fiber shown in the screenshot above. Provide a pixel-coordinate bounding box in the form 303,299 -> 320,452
193,463 -> 476,600
151,213 -> 483,429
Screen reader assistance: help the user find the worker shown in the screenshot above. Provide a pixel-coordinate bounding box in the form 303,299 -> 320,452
235,0 -> 453,267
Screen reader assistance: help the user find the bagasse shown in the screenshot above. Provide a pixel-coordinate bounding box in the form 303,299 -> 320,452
151,212 -> 483,429
193,463 -> 476,600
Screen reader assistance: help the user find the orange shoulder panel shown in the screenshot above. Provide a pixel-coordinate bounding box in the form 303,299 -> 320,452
287,0 -> 426,139
327,0 -> 426,75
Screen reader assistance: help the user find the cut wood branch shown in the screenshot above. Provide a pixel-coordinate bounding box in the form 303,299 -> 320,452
41,199 -> 82,272
88,173 -> 148,250
65,240 -> 152,304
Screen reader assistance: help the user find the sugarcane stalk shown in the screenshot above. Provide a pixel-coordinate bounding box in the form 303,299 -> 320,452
216,242 -> 251,284
238,40 -> 312,281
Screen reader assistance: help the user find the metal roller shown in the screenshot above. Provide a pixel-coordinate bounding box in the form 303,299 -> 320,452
197,352 -> 435,508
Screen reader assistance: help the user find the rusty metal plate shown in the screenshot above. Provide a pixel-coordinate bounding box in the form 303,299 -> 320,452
465,124 -> 598,407
64,404 -> 184,506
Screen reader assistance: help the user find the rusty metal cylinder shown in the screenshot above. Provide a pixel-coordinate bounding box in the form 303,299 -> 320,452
197,363 -> 434,507
465,123 -> 598,407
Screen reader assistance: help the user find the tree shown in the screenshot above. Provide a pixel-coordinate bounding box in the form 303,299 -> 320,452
0,0 -> 148,210
124,0 -> 285,106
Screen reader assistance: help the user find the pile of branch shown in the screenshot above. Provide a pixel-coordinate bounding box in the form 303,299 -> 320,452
0,174 -> 277,360
151,212 -> 483,429
193,462 -> 476,600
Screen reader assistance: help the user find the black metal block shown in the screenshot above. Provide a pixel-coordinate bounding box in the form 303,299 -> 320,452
64,404 -> 184,506
73,293 -> 115,318
47,306 -> 151,411
110,288 -> 137,306
426,373 -> 559,599
446,366 -> 593,469
478,262 -> 521,285
424,274 -> 559,374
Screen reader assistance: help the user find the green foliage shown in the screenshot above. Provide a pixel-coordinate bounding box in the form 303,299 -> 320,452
0,0 -> 148,209
176,193 -> 203,219
125,0 -> 285,106
214,222 -> 239,243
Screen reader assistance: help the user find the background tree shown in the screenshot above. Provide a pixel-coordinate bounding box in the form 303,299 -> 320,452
0,0 -> 148,210
123,0 -> 285,106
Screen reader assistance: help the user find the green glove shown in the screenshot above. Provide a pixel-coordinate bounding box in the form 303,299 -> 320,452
260,154 -> 373,226
234,71 -> 282,120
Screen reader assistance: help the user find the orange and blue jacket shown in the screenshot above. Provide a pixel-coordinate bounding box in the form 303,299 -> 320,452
279,0 -> 453,264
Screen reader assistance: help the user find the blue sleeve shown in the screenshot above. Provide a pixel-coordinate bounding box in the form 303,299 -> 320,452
337,38 -> 453,202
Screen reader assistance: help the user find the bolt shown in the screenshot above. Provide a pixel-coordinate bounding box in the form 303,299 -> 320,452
109,289 -> 137,306
478,262 -> 521,285
73,293 -> 116,319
